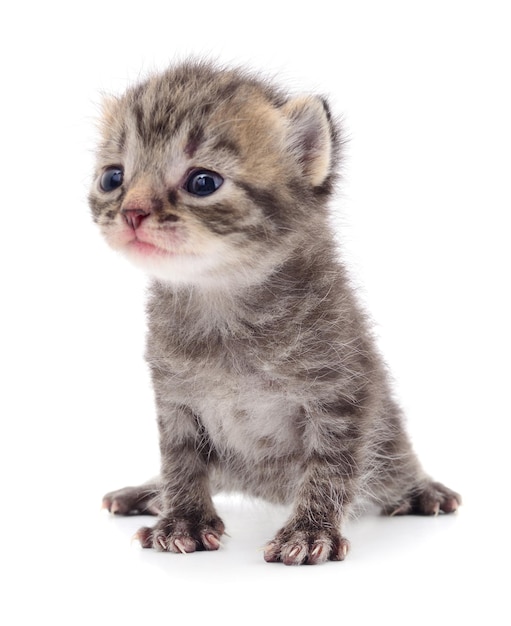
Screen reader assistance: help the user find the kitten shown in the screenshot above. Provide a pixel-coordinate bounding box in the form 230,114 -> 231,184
90,60 -> 461,565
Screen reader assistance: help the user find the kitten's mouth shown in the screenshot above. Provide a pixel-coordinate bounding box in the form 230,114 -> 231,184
126,234 -> 174,257
129,239 -> 167,255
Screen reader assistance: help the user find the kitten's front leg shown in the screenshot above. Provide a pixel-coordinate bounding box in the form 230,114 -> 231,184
264,462 -> 351,565
136,404 -> 224,553
264,406 -> 357,565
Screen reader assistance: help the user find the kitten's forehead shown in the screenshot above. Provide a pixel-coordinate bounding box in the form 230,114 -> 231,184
107,63 -> 285,160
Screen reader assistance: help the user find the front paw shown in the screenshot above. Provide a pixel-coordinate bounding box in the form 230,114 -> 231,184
135,515 -> 225,554
264,525 -> 349,566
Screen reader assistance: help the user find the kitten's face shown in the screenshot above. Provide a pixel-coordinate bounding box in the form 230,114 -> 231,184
89,63 -> 335,287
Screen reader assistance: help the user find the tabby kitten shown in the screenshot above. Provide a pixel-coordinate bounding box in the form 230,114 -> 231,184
90,60 -> 460,565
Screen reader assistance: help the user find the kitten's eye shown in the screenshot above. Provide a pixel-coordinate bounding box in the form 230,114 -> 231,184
185,170 -> 223,196
100,167 -> 124,192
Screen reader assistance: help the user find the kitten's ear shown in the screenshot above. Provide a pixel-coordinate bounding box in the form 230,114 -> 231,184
281,96 -> 334,187
99,94 -> 120,131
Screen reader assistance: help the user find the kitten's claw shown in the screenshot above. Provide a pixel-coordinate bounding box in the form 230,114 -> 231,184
283,543 -> 307,565
157,536 -> 167,551
173,538 -> 189,554
337,539 -> 350,561
288,545 -> 301,558
311,543 -> 323,557
203,532 -> 222,550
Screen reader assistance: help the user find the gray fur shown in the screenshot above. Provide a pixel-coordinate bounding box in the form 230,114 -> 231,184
92,60 -> 460,565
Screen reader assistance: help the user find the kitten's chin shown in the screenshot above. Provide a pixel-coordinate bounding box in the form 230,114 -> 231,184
122,242 -> 277,290
103,227 -> 221,285
120,242 -> 232,286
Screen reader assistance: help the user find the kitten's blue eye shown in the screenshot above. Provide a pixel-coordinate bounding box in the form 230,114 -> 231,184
185,170 -> 223,196
100,167 -> 124,192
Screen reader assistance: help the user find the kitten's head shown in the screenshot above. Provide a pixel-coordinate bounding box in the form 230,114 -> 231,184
89,61 -> 340,288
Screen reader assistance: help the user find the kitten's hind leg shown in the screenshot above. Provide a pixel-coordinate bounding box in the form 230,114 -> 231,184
384,480 -> 461,517
102,479 -> 161,515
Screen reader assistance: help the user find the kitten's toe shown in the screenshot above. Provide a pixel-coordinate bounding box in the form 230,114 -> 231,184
102,492 -> 135,515
281,540 -> 309,566
134,525 -> 154,548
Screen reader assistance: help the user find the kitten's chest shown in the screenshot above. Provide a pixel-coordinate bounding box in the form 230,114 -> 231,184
201,367 -> 304,458
172,347 -> 305,459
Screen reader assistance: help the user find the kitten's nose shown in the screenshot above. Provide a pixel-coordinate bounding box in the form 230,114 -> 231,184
121,208 -> 150,230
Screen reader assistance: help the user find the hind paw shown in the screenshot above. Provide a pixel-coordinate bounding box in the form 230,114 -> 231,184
102,484 -> 161,516
386,481 -> 461,516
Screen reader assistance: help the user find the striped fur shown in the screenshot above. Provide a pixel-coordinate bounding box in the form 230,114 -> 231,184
92,60 -> 460,565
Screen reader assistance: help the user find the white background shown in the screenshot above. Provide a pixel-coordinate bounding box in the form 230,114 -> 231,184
1,1 -> 509,624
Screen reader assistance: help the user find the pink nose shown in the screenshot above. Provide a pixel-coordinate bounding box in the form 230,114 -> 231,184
121,208 -> 149,230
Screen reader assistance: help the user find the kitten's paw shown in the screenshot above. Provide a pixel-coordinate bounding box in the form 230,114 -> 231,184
135,515 -> 225,553
102,485 -> 161,516
263,526 -> 349,565
386,481 -> 462,516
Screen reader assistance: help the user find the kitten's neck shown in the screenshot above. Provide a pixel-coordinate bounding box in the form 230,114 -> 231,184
149,232 -> 342,336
